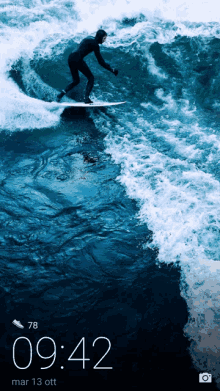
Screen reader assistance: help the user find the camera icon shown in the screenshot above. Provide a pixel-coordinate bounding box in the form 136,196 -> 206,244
199,373 -> 212,383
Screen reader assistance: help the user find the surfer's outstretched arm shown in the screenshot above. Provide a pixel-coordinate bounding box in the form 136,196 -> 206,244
94,46 -> 113,72
94,46 -> 118,75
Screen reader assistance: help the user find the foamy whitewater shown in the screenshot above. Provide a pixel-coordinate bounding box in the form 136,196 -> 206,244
1,0 -> 220,388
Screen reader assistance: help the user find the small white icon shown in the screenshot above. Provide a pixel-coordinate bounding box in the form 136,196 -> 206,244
199,373 -> 212,383
12,320 -> 24,329
61,366 -> 64,369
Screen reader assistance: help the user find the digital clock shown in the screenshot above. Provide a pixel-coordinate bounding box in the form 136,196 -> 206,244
13,336 -> 113,370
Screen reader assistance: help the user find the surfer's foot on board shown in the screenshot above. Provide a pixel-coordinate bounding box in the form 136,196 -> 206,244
84,97 -> 93,104
56,90 -> 66,102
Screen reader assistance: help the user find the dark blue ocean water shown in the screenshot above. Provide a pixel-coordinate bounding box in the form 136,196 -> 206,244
0,1 -> 220,390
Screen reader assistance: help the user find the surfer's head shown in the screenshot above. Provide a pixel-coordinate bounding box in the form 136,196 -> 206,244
95,29 -> 107,44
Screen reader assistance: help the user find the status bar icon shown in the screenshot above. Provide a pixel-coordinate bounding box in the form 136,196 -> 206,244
12,320 -> 24,329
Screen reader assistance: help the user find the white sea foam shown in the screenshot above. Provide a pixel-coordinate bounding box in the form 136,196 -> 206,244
0,1 -> 82,132
75,0 -> 220,24
0,19 -> 64,131
91,81 -> 220,384
104,129 -> 219,384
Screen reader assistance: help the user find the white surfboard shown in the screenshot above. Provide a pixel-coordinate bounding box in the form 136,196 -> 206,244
54,101 -> 126,108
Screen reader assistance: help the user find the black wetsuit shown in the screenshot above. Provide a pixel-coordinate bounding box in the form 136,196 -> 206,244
61,30 -> 114,101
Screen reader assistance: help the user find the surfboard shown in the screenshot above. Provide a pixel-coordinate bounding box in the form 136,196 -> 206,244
54,101 -> 126,108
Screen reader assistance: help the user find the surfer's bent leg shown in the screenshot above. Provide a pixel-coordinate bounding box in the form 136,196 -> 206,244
65,68 -> 80,93
56,54 -> 80,102
78,60 -> 94,103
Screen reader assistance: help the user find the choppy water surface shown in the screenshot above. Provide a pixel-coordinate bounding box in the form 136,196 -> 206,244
1,0 -> 220,389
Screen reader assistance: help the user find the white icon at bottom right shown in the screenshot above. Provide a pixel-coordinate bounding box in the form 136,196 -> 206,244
199,373 -> 212,383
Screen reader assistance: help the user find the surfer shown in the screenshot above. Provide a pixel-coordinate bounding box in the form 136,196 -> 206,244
56,29 -> 118,104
